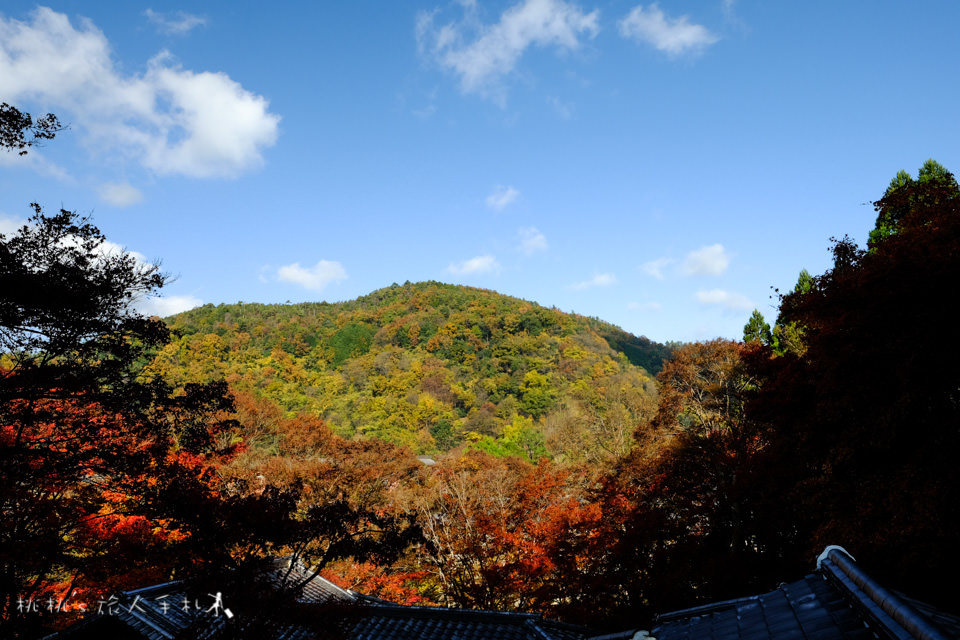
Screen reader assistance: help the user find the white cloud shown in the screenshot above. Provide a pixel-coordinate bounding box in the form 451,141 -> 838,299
277,261 -> 348,292
448,254 -> 500,275
0,214 -> 26,237
98,182 -> 143,207
144,9 -> 207,35
695,289 -> 753,312
0,147 -> 72,180
93,239 -> 147,265
2,210 -> 148,262
619,3 -> 718,56
417,0 -> 599,102
640,257 -> 673,280
518,227 -> 547,254
682,244 -> 730,276
1,213 -> 188,318
137,294 -> 203,317
486,185 -> 520,210
628,300 -> 662,312
0,8 -> 280,179
571,272 -> 616,290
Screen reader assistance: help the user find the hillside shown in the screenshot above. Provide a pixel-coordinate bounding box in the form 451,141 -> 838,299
149,281 -> 670,462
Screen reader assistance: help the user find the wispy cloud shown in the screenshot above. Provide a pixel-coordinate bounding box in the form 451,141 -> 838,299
137,294 -> 203,317
518,227 -> 548,254
0,8 -> 280,179
571,272 -> 616,290
695,289 -> 752,312
628,300 -> 662,311
417,0 -> 599,103
144,9 -> 207,35
411,87 -> 439,119
547,95 -> 574,119
448,254 -> 501,275
619,3 -> 718,56
721,0 -> 747,30
721,0 -> 736,20
641,257 -> 673,280
486,185 -> 520,210
0,147 -> 72,180
98,182 -> 143,207
682,244 -> 730,276
277,260 -> 348,291
412,104 -> 437,119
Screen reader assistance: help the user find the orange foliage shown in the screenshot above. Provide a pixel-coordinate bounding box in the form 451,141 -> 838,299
416,451 -> 601,615
321,560 -> 434,606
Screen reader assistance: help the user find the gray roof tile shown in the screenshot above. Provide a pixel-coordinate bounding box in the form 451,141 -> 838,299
649,547 -> 960,640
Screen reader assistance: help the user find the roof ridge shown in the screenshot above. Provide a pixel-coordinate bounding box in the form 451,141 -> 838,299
526,616 -> 561,640
653,593 -> 758,623
820,547 -> 951,640
355,601 -> 545,621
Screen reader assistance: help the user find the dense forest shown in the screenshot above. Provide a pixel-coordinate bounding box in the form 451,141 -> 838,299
3,105 -> 959,638
150,282 -> 670,463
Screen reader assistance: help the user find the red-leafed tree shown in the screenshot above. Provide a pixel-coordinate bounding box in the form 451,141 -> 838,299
321,560 -> 432,606
0,206 -> 238,637
415,451 -> 601,616
0,110 -> 422,639
569,340 -> 780,629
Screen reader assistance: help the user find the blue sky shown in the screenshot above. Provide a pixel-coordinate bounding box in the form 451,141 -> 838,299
2,1 -> 958,343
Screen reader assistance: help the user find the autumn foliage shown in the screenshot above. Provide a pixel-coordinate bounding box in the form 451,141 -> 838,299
411,451 -> 601,615
0,208 -> 422,638
6,151 -> 960,639
743,168 -> 960,607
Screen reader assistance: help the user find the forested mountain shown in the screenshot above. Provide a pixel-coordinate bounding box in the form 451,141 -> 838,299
149,281 -> 670,462
7,120 -> 960,638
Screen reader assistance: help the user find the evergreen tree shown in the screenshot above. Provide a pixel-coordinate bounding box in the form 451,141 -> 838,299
749,170 -> 960,611
869,159 -> 958,246
742,309 -> 772,345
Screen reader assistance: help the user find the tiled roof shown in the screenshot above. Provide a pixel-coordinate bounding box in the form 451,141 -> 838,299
50,557 -> 590,640
50,547 -> 960,640
647,547 -> 960,640
650,573 -> 875,640
348,604 -> 589,640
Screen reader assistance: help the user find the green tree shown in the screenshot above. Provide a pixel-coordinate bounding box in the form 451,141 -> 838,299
329,322 -> 375,367
519,370 -> 556,417
868,159 -> 958,246
770,269 -> 813,355
0,205 -> 241,636
748,170 -> 960,611
742,309 -> 772,345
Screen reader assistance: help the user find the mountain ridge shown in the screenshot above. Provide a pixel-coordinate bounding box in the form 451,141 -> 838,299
150,281 -> 671,462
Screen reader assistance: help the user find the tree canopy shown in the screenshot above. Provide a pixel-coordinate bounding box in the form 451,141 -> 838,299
747,162 -> 960,608
868,159 -> 959,246
154,282 -> 662,464
0,204 -> 257,636
0,103 -> 62,156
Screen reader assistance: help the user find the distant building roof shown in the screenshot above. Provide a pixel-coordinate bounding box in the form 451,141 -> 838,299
646,546 -> 960,640
49,547 -> 960,640
50,557 -> 590,640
